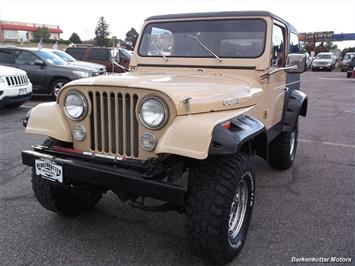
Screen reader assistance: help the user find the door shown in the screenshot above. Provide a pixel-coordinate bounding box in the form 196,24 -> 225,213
267,22 -> 287,126
14,50 -> 46,91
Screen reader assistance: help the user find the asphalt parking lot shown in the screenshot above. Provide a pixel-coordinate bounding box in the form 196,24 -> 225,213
0,71 -> 354,265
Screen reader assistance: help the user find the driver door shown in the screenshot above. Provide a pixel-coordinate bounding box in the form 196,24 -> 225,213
266,22 -> 287,126
14,50 -> 46,91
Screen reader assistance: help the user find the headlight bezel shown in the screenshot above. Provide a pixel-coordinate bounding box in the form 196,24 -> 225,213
63,91 -> 88,121
138,96 -> 169,130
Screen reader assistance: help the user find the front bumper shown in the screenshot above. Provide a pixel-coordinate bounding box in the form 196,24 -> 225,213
0,83 -> 32,106
22,148 -> 186,206
0,92 -> 32,106
312,65 -> 332,70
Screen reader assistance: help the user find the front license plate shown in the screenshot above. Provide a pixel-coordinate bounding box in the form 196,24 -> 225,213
35,159 -> 63,182
19,88 -> 27,95
319,67 -> 323,69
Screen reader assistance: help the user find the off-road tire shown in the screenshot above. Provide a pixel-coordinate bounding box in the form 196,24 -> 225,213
32,138 -> 103,216
186,154 -> 255,264
268,123 -> 298,170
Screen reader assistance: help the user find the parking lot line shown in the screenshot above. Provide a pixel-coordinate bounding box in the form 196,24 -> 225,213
316,77 -> 351,81
20,105 -> 33,109
299,138 -> 355,149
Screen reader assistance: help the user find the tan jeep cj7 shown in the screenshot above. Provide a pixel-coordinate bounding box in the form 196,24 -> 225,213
22,11 -> 307,264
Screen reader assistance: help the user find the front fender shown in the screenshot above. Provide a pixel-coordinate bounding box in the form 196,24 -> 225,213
26,102 -> 72,142
156,107 -> 254,160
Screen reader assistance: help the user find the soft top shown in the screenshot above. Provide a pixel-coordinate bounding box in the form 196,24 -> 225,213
145,11 -> 297,33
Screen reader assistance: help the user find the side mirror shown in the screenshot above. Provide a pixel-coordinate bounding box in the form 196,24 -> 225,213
285,53 -> 306,73
34,59 -> 45,66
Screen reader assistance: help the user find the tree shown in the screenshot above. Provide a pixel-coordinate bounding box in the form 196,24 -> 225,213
124,28 -> 139,50
95,16 -> 110,46
33,27 -> 50,42
69,32 -> 82,44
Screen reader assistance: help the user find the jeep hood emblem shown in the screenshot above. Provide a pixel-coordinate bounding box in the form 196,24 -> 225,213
223,97 -> 240,106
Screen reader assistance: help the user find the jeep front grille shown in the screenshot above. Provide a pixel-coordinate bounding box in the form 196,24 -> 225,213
5,75 -> 29,87
88,91 -> 139,158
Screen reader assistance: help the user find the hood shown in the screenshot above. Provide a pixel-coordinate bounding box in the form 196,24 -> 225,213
70,61 -> 106,70
66,72 -> 264,115
58,64 -> 94,73
0,65 -> 26,76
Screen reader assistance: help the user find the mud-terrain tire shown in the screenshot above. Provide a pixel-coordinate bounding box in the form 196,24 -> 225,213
32,138 -> 103,216
268,123 -> 298,170
186,154 -> 255,264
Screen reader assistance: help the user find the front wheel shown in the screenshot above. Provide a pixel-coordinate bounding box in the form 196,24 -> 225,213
50,79 -> 69,98
186,154 -> 255,264
268,123 -> 298,170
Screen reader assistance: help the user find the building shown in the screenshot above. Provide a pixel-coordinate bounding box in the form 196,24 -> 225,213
0,20 -> 63,42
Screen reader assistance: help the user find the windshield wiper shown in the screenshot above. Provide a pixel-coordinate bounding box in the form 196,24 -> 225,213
187,35 -> 222,62
150,38 -> 168,62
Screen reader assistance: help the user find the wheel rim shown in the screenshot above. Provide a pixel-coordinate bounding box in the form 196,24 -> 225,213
290,131 -> 296,156
53,82 -> 65,96
228,179 -> 248,243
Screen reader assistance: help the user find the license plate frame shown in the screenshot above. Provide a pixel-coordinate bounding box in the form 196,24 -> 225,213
19,88 -> 27,95
35,158 -> 63,183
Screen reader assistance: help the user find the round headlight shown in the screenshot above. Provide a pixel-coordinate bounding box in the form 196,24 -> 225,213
72,124 -> 86,141
64,92 -> 87,120
139,97 -> 168,129
141,133 -> 157,151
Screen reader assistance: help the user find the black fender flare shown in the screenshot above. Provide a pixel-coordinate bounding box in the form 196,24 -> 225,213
209,115 -> 268,159
282,90 -> 307,132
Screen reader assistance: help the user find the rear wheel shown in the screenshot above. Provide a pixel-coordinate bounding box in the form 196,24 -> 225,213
268,123 -> 298,170
347,72 -> 351,78
186,154 -> 255,264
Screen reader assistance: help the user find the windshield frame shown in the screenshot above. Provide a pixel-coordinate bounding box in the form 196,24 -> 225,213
138,18 -> 267,59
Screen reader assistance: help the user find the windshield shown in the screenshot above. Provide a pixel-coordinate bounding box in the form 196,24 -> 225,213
34,50 -> 67,65
139,19 -> 266,58
316,54 -> 332,59
52,50 -> 76,62
344,54 -> 354,60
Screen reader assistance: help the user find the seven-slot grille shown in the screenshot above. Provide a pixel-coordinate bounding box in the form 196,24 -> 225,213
5,75 -> 29,87
88,91 -> 139,158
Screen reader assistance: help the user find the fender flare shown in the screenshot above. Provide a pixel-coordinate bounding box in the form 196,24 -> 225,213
209,115 -> 268,159
282,90 -> 308,132
25,102 -> 72,142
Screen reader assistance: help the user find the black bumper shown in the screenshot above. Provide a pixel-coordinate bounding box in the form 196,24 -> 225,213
22,150 -> 186,206
0,93 -> 32,106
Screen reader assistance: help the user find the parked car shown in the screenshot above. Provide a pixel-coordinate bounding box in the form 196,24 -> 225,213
47,49 -> 107,75
65,47 -> 131,73
0,65 -> 32,108
341,52 -> 355,72
346,57 -> 355,78
311,52 -> 335,71
22,11 -> 307,264
0,47 -> 100,97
